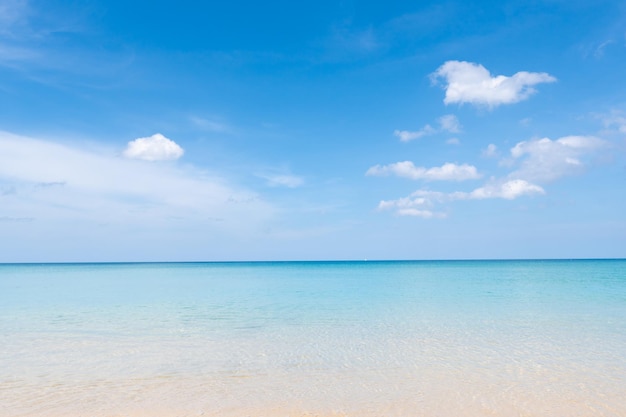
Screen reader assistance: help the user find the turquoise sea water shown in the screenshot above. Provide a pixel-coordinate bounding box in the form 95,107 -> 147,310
1,260 -> 626,416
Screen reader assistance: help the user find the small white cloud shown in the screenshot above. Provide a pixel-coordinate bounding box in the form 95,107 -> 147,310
453,179 -> 545,200
259,173 -> 304,188
394,125 -> 435,142
508,135 -> 606,182
432,61 -> 556,108
482,143 -> 498,158
438,114 -> 462,133
378,192 -> 434,211
366,161 -> 481,181
446,138 -> 460,145
123,133 -> 184,161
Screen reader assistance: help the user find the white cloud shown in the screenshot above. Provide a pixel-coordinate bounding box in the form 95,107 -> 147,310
378,190 -> 447,218
378,190 -> 433,210
438,114 -> 461,133
432,61 -> 556,107
446,138 -> 460,145
0,131 -> 273,231
508,136 -> 606,182
123,133 -> 184,161
396,208 -> 444,218
482,143 -> 498,157
366,161 -> 481,181
394,114 -> 461,142
394,125 -> 435,142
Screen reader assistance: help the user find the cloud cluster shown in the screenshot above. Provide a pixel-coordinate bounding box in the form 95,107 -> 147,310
367,60 -> 614,219
123,133 -> 184,161
372,133 -> 606,218
394,114 -> 461,142
432,61 -> 556,108
378,179 -> 545,217
366,162 -> 480,181
0,0 -> 29,35
600,110 -> 626,134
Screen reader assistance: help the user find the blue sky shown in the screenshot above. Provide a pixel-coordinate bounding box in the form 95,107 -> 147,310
1,0 -> 625,261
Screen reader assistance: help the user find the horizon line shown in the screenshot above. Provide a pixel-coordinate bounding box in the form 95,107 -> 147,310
1,257 -> 625,266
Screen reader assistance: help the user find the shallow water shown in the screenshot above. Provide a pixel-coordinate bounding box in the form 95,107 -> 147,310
1,260 -> 625,416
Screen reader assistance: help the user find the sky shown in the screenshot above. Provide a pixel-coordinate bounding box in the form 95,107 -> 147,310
1,0 -> 625,262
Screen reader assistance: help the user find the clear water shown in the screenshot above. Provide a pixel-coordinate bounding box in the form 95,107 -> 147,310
1,260 -> 625,416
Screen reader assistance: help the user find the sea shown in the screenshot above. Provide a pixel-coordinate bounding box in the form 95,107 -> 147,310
1,260 -> 625,417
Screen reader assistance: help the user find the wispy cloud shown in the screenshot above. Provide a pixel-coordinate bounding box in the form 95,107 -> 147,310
366,162 -> 481,181
394,125 -> 436,142
0,131 -> 273,231
394,208 -> 445,219
0,0 -> 135,88
0,215 -> 35,222
0,0 -> 30,33
257,173 -> 304,188
0,0 -> 37,64
599,110 -> 626,134
431,61 -> 556,108
580,39 -> 617,59
190,116 -> 233,133
482,143 -> 498,158
334,26 -> 380,53
316,23 -> 383,62
394,114 -> 461,142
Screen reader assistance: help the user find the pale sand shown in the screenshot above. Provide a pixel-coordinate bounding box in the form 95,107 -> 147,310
4,372 -> 625,417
